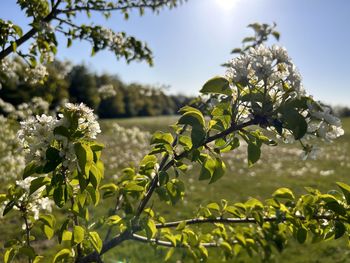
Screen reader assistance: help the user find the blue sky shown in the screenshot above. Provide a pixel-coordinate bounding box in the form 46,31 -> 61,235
1,0 -> 350,106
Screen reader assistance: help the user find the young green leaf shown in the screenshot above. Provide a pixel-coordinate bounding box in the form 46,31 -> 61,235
200,76 -> 232,96
89,231 -> 103,253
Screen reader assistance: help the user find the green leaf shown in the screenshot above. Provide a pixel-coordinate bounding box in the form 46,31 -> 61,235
199,156 -> 216,181
336,182 -> 350,204
220,241 -> 232,253
53,184 -> 67,208
13,25 -> 23,37
164,234 -> 177,246
272,31 -> 280,40
0,194 -> 6,203
151,132 -> 174,145
86,185 -> 100,206
100,183 -> 118,199
107,215 -> 122,225
23,161 -> 39,178
325,201 -> 346,216
281,108 -> 307,140
39,214 -> 55,228
67,38 -> 72,48
273,188 -> 295,200
179,135 -> 192,149
166,179 -> 185,205
42,225 -> 54,240
176,221 -> 186,231
178,106 -> 205,127
191,126 -> 206,148
57,219 -> 69,243
247,142 -> 261,167
245,198 -> 263,209
62,230 -> 72,242
74,142 -> 93,177
296,227 -> 307,244
89,231 -> 103,253
165,247 -> 175,261
33,256 -> 44,263
100,183 -> 118,192
124,183 -> 144,192
145,219 -> 157,239
199,155 -> 226,183
4,248 -> 16,263
209,158 -> 226,184
30,177 -> 50,195
207,202 -> 220,211
200,76 -> 232,96
43,147 -> 61,173
53,248 -> 72,263
73,225 -> 85,244
334,221 -> 346,239
89,163 -> 103,188
3,200 -> 15,216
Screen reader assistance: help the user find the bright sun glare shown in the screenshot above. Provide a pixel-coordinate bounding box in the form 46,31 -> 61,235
216,0 -> 237,10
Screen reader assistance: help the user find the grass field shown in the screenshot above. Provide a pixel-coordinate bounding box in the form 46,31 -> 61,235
1,116 -> 350,262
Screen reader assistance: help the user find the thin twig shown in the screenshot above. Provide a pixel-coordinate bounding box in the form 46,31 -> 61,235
58,0 -> 175,14
155,214 -> 334,229
131,233 -> 219,248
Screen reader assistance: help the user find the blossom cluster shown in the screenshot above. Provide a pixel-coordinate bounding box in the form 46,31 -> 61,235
0,58 -> 18,80
225,44 -> 344,159
0,97 -> 50,120
18,114 -> 57,164
24,64 -> 48,85
101,28 -> 125,53
0,115 -> 25,182
307,102 -> 344,141
226,44 -> 304,101
0,176 -> 53,220
18,103 -> 101,170
98,84 -> 117,99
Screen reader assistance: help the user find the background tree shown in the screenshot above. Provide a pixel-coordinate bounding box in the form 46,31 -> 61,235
68,65 -> 100,110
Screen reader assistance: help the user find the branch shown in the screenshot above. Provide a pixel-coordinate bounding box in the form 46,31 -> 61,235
135,124 -> 188,217
58,0 -> 176,14
135,118 -> 258,226
155,214 -> 335,229
131,233 -> 219,248
0,0 -> 62,61
163,118 -> 259,171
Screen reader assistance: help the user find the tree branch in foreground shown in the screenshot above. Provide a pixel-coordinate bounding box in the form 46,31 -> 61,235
155,214 -> 334,229
131,233 -> 219,248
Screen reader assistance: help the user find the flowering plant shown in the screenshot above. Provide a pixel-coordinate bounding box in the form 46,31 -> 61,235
0,3 -> 348,261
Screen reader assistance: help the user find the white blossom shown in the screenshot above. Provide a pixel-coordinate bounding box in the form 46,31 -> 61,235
14,176 -> 53,220
18,114 -> 57,164
0,115 -> 25,182
98,84 -> 117,99
225,44 -> 305,100
62,103 -> 101,139
24,64 -> 48,85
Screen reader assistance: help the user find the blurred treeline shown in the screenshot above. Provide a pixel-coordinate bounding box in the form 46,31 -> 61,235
0,59 -> 193,118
